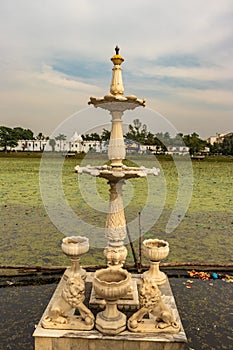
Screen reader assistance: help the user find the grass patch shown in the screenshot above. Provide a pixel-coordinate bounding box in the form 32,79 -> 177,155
0,155 -> 232,266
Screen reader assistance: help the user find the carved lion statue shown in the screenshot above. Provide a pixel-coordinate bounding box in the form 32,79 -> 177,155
129,278 -> 179,330
46,275 -> 94,325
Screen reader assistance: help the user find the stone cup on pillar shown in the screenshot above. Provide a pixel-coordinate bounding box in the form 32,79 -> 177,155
61,236 -> 89,280
142,238 -> 169,285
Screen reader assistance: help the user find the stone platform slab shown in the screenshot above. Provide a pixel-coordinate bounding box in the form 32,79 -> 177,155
33,271 -> 187,350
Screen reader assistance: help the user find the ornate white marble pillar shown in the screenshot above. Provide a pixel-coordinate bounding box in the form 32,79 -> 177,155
104,180 -> 128,267
108,111 -> 126,167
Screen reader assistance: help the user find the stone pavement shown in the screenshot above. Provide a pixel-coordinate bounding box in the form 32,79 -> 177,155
0,276 -> 232,350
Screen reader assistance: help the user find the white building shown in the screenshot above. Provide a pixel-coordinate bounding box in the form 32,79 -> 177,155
14,140 -> 47,152
139,145 -> 163,154
206,132 -> 233,145
4,131 -> 191,155
166,146 -> 190,156
206,133 -> 226,145
6,131 -> 108,153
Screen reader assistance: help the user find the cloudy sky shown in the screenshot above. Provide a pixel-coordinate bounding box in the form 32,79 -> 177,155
0,0 -> 232,138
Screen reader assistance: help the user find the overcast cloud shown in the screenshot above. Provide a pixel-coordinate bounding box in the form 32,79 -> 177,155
0,0 -> 232,138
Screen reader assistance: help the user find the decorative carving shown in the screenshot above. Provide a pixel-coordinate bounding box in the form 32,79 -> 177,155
88,97 -> 146,112
104,245 -> 128,268
105,180 -> 127,243
108,141 -> 126,164
75,164 -> 160,180
42,274 -> 94,330
128,278 -> 180,333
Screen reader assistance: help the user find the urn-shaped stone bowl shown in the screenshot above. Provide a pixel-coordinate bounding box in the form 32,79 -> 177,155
62,236 -> 89,257
93,268 -> 130,301
93,268 -> 130,335
142,238 -> 169,285
143,238 -> 169,262
61,236 -> 89,279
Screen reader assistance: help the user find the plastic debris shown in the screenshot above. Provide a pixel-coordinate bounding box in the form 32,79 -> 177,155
212,272 -> 218,279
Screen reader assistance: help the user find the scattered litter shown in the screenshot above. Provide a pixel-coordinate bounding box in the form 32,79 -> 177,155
6,280 -> 14,286
222,274 -> 233,283
188,270 -> 233,282
212,272 -> 218,279
188,270 -> 210,280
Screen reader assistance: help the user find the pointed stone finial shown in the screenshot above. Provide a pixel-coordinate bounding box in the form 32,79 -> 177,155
88,48 -> 146,108
111,47 -> 124,66
110,46 -> 124,95
115,45 -> 120,55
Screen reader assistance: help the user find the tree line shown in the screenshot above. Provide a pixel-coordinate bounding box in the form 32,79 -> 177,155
0,126 -> 34,152
85,119 -> 232,156
0,127 -> 68,152
1,121 -> 233,155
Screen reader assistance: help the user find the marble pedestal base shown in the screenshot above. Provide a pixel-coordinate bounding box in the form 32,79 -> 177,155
96,310 -> 126,335
33,271 -> 187,350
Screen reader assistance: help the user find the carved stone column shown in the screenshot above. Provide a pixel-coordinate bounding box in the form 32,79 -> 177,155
104,180 -> 127,267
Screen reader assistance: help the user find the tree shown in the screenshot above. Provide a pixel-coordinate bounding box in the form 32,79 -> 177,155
163,132 -> 171,141
82,133 -> 101,141
221,135 -> 233,155
125,119 -> 148,145
90,133 -> 101,141
0,126 -> 19,151
14,127 -> 34,140
183,132 -> 207,155
133,118 -> 142,132
208,142 -> 221,155
146,132 -> 155,145
101,129 -> 111,141
37,132 -> 45,140
171,133 -> 184,146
